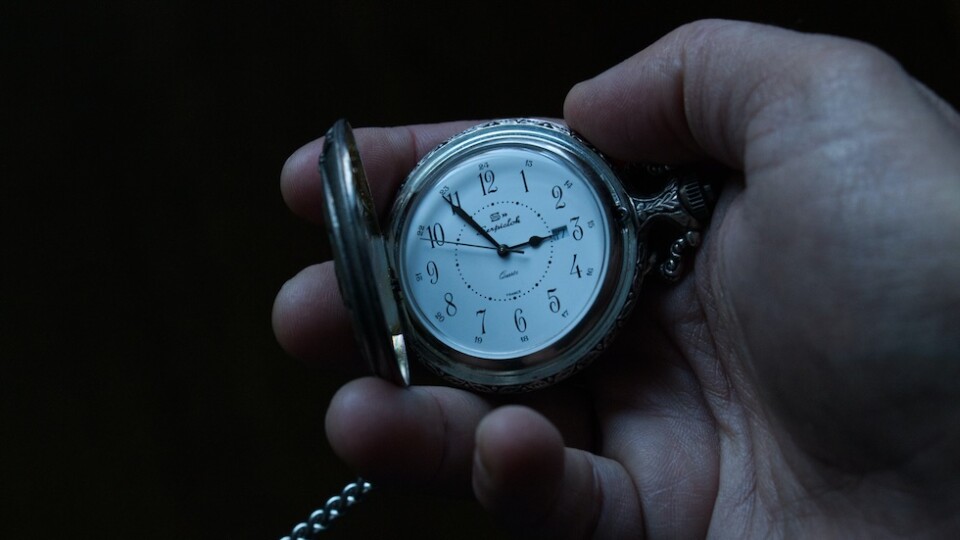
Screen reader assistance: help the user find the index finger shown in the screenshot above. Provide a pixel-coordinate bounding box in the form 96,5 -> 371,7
280,121 -> 478,225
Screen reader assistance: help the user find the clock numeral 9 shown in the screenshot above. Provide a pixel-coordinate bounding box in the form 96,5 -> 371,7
426,261 -> 439,284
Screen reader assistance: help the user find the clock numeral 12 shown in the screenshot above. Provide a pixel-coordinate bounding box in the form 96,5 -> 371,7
479,170 -> 497,196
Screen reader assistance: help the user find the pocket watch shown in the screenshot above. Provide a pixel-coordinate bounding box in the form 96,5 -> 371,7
319,118 -> 714,393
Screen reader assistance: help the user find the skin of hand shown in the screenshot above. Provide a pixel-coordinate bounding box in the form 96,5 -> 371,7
273,19 -> 960,539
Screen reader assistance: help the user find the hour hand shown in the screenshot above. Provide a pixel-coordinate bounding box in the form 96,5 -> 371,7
507,226 -> 567,250
442,193 -> 503,250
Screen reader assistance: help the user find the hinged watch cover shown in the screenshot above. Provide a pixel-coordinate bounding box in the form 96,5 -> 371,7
318,119 -> 410,386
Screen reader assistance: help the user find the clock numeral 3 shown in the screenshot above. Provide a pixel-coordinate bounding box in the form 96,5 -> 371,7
570,216 -> 584,240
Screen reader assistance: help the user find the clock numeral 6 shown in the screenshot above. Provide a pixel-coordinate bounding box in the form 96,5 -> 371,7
514,308 -> 527,333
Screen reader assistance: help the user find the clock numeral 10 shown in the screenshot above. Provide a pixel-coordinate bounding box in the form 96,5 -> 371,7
426,223 -> 445,248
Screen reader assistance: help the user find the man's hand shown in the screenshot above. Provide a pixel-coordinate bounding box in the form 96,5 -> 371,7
274,20 -> 960,538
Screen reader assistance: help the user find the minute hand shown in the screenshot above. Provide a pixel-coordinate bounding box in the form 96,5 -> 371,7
442,194 -> 503,250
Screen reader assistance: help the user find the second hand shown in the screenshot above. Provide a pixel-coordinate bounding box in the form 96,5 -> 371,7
419,237 -> 524,254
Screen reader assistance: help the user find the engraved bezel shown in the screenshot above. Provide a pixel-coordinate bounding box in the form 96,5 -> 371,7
387,119 -> 642,392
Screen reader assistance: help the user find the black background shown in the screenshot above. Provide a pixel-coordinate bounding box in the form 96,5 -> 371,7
3,1 -> 959,538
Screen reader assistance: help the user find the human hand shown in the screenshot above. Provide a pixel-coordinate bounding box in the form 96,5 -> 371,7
274,19 -> 960,538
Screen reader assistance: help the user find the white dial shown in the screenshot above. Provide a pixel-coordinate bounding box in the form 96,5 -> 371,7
397,145 -> 612,361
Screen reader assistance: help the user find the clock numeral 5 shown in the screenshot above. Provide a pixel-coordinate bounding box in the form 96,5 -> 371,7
547,288 -> 561,313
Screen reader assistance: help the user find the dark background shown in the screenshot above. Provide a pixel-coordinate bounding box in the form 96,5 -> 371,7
3,1 -> 959,538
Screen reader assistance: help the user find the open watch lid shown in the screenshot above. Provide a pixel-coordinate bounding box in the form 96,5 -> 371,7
318,119 -> 410,386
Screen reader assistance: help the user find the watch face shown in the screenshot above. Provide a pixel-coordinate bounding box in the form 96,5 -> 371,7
388,121 -> 637,388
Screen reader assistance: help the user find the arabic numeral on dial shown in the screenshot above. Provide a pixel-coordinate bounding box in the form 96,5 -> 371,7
570,216 -> 583,240
479,170 -> 497,196
426,223 -> 445,248
519,169 -> 529,193
441,190 -> 461,214
476,309 -> 486,335
520,335 -> 529,342
514,308 -> 527,333
426,261 -> 439,284
547,288 -> 561,313
444,292 -> 457,317
570,254 -> 582,278
552,185 -> 565,209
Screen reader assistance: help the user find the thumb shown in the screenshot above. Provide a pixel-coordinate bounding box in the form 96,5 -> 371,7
472,406 -> 643,538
